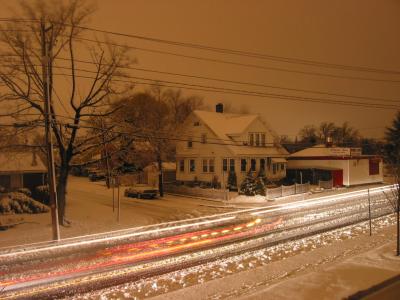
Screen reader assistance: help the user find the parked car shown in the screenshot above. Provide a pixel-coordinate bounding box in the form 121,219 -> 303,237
88,171 -> 106,181
124,185 -> 158,199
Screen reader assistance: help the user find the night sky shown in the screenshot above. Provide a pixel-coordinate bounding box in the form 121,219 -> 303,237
1,0 -> 399,139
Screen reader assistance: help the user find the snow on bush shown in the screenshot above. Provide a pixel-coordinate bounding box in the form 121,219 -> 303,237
33,185 -> 50,205
0,192 -> 49,214
16,187 -> 32,197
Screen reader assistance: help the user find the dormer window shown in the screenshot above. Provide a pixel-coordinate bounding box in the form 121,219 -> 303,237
248,133 -> 266,147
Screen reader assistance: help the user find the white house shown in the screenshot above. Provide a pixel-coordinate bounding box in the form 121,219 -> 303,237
175,104 -> 289,189
287,144 -> 383,187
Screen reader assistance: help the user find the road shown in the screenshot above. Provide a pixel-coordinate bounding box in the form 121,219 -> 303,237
0,185 -> 396,299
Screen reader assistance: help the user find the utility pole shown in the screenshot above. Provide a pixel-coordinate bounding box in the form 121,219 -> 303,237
100,119 -> 112,189
368,188 -> 372,236
41,18 -> 60,241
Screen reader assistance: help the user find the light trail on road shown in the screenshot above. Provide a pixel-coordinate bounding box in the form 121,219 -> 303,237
0,185 -> 396,299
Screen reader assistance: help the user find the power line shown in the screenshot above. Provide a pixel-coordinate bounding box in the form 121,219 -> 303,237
2,18 -> 396,76
54,57 -> 400,104
47,67 -> 400,110
70,36 -> 400,84
2,56 -> 399,104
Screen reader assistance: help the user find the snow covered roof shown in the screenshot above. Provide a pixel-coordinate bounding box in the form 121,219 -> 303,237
290,145 -> 363,158
193,110 -> 258,140
0,152 -> 47,174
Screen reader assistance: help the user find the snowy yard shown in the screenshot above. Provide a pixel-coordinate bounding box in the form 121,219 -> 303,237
0,176 -> 233,248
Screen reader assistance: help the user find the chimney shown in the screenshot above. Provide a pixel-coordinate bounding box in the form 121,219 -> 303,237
216,103 -> 223,113
326,136 -> 333,147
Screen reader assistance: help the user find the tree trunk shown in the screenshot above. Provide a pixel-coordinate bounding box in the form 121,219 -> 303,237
397,191 -> 400,256
56,160 -> 70,225
157,155 -> 164,197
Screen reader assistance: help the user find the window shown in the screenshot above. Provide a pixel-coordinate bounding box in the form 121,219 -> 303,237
250,159 -> 256,172
202,159 -> 208,172
267,157 -> 272,169
241,159 -> 247,172
187,138 -> 193,148
261,134 -> 266,146
255,134 -> 260,146
369,159 -> 380,175
273,164 -> 277,174
189,159 -> 196,172
260,159 -> 265,171
281,163 -> 285,171
194,121 -> 200,126
179,160 -> 185,172
223,158 -> 228,172
201,133 -> 207,144
209,159 -> 215,173
249,134 -> 254,146
229,159 -> 235,172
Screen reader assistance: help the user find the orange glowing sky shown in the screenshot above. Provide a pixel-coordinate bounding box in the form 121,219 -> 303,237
0,0 -> 399,139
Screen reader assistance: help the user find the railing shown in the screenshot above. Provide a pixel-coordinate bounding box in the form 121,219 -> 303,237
266,182 -> 310,200
319,179 -> 333,190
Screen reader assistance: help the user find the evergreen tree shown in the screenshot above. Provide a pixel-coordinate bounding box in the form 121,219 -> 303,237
385,111 -> 400,167
254,176 -> 266,196
239,171 -> 257,196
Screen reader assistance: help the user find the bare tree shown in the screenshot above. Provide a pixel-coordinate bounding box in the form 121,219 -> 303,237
112,86 -> 203,196
0,0 -> 133,225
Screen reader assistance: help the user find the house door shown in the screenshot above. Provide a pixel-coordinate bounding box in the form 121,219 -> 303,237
332,170 -> 343,187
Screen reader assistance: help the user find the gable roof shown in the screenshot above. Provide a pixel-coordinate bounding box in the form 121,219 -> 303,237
193,110 -> 258,141
192,110 -> 288,157
0,152 -> 47,174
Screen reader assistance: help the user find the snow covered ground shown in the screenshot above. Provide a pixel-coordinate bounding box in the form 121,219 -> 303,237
0,176 -> 233,248
68,215 -> 398,300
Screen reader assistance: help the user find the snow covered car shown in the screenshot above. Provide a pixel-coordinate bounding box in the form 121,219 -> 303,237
88,171 -> 106,181
124,185 -> 158,199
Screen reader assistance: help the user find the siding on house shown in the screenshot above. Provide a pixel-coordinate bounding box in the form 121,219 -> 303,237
176,109 -> 288,188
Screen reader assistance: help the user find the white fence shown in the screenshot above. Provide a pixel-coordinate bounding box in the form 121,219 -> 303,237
266,182 -> 310,200
319,179 -> 333,189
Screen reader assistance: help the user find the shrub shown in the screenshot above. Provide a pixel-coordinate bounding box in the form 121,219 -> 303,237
239,171 -> 257,196
0,186 -> 6,193
227,171 -> 237,191
33,185 -> 50,205
8,192 -> 49,214
16,188 -> 32,197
